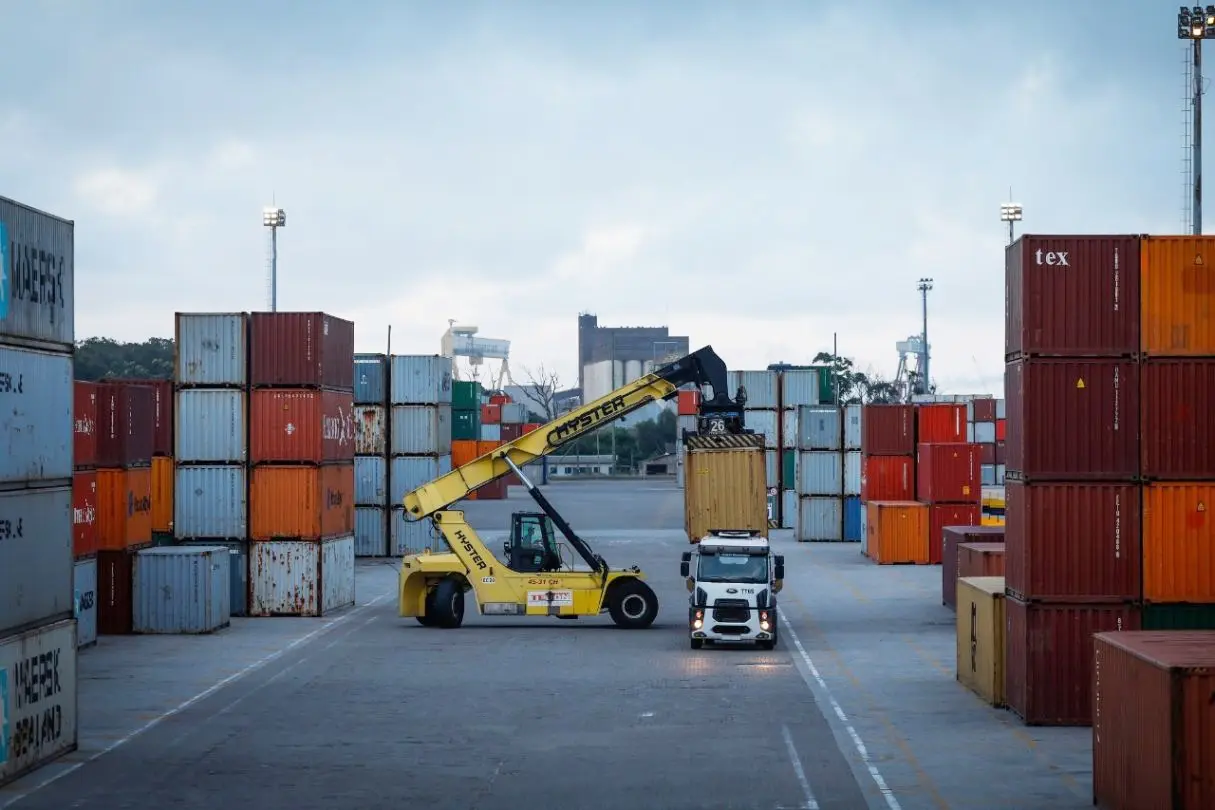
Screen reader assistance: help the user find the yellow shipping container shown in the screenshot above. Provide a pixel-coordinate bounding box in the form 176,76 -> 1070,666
1140,235 -> 1215,356
683,433 -> 768,544
956,576 -> 1006,707
151,456 -> 174,533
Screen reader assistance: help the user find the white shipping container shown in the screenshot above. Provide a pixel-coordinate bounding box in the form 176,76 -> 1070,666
500,402 -> 526,424
480,423 -> 501,442
248,535 -> 355,616
765,450 -> 778,489
727,370 -> 779,409
843,403 -> 862,450
798,451 -> 842,496
779,369 -> 820,408
354,507 -> 389,556
174,389 -> 247,463
966,422 -> 974,443
0,195 -> 75,350
173,464 -> 247,540
781,489 -> 797,529
797,495 -> 843,541
797,405 -> 842,451
996,398 -> 1006,419
843,451 -> 862,496
0,618 -> 78,786
389,355 -> 453,405
745,409 -> 779,448
174,312 -> 247,386
390,404 -> 452,456
0,486 -> 72,637
389,454 -> 452,505
353,405 -> 386,455
72,558 -> 97,648
0,345 -> 72,488
390,507 -> 443,555
354,456 -> 387,506
973,422 -> 996,443
781,409 -> 798,449
132,547 -> 231,634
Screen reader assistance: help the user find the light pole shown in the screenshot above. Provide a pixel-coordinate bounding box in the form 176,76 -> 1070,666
1180,5 -> 1214,235
263,206 -> 287,311
1000,202 -> 1023,246
917,278 -> 933,395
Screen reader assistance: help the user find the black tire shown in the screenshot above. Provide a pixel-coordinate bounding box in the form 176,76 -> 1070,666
690,637 -> 704,649
607,578 -> 659,629
431,578 -> 466,629
757,639 -> 775,651
415,589 -> 438,626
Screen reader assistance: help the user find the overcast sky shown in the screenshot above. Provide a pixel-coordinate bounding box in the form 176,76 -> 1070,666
0,0 -> 1188,394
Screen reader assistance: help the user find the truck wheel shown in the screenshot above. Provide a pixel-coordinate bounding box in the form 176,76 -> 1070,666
432,578 -> 465,629
690,638 -> 704,649
758,639 -> 775,651
607,579 -> 659,629
415,589 -> 438,626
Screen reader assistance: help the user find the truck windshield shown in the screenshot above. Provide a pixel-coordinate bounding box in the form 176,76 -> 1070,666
697,553 -> 768,583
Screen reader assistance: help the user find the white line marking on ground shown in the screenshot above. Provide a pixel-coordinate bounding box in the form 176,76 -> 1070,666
0,593 -> 392,809
781,723 -> 820,810
779,609 -> 903,810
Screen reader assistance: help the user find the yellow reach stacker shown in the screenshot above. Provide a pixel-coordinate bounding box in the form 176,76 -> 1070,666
397,346 -> 751,629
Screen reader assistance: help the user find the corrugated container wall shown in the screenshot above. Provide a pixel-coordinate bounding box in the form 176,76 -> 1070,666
95,382 -> 155,468
0,345 -> 73,486
916,403 -> 966,443
391,508 -> 442,555
0,195 -> 75,350
943,526 -> 1005,608
95,549 -> 133,634
957,542 -> 1005,578
179,539 -> 248,617
798,405 -> 842,450
955,576 -> 1006,707
173,464 -> 247,539
743,409 -> 778,448
390,355 -> 453,405
389,455 -> 453,504
683,445 -> 768,543
861,404 -> 915,455
843,451 -> 861,496
111,378 -> 174,457
353,353 -> 387,404
927,504 -> 981,566
0,618 -> 78,786
249,388 -> 355,464
132,547 -> 231,633
390,404 -> 453,456
248,536 -> 355,617
174,389 -> 247,463
797,451 -> 842,496
73,381 -> 98,469
1092,631 -> 1215,810
355,456 -> 387,505
1139,235 -> 1215,356
778,369 -> 819,408
780,409 -> 797,448
860,455 -> 914,502
96,468 -> 152,550
0,486 -> 73,636
355,507 -> 389,556
1142,483 -> 1215,603
72,471 -> 98,557
1005,235 -> 1140,358
797,496 -> 843,541
73,557 -> 97,647
249,312 -> 355,390
842,403 -> 861,450
174,312 -> 248,386
249,463 -> 354,541
865,501 -> 928,564
726,370 -> 779,409
150,456 -> 174,533
1139,358 -> 1215,478
916,443 -> 980,503
354,405 -> 387,455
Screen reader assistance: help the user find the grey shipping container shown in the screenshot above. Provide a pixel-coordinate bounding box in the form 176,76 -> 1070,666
781,489 -> 797,529
174,464 -> 247,539
247,535 -> 355,617
355,456 -> 387,505
354,405 -> 387,455
843,451 -> 862,496
500,402 -> 526,424
798,451 -> 843,496
353,353 -> 387,404
390,355 -> 453,405
355,506 -> 389,556
798,495 -> 844,542
174,388 -> 247,462
0,344 -> 73,488
174,312 -> 248,386
0,486 -> 73,636
133,546 -> 231,633
744,409 -> 779,448
390,454 -> 452,504
391,506 -> 443,555
727,370 -> 779,409
779,369 -> 820,408
0,618 -> 78,787
798,405 -> 842,450
180,540 -> 248,616
73,556 -> 98,648
973,422 -> 996,443
843,403 -> 862,450
0,195 -> 75,351
390,404 -> 452,456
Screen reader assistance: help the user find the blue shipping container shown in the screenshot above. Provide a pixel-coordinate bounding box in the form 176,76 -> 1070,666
843,496 -> 863,542
0,195 -> 76,350
180,540 -> 247,616
391,506 -> 442,555
174,388 -> 247,463
133,546 -> 231,633
174,312 -> 248,386
0,344 -> 73,487
389,355 -> 453,405
389,454 -> 452,505
355,506 -> 389,556
353,353 -> 387,405
174,464 -> 247,540
355,456 -> 387,506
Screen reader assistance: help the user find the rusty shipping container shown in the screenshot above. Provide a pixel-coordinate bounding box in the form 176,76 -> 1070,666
957,542 -> 1005,579
72,470 -> 98,558
95,549 -> 134,634
916,442 -> 980,504
73,380 -> 98,469
249,312 -> 355,390
1005,235 -> 1140,358
926,503 -> 981,566
96,467 -> 152,550
1139,234 -> 1215,357
109,378 -> 172,457
249,388 -> 355,464
916,403 -> 966,443
95,382 -> 156,468
1004,597 -> 1140,726
150,456 -> 173,533
942,525 -> 1004,608
353,404 -> 386,455
1005,480 -> 1142,602
865,501 -> 928,564
248,535 -> 356,617
1142,482 -> 1215,603
860,455 -> 914,502
683,435 -> 768,543
1004,357 -> 1139,481
249,463 -> 355,541
1140,358 -> 1215,479
1092,631 -> 1215,810
860,404 -> 915,455
0,194 -> 75,351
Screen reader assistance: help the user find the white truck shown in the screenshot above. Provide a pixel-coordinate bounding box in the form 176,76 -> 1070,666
680,530 -> 785,650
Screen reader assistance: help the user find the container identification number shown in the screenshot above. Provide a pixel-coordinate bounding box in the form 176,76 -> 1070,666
0,372 -> 23,394
0,518 -> 24,542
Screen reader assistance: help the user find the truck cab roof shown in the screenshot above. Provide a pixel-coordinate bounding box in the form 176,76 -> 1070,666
696,531 -> 771,553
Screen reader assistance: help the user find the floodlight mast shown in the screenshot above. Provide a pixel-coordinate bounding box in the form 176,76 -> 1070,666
1179,5 -> 1215,235
263,206 -> 287,311
1000,202 -> 1023,246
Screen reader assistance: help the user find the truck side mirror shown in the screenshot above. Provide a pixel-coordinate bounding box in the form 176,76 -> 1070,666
680,561 -> 690,577
774,555 -> 785,581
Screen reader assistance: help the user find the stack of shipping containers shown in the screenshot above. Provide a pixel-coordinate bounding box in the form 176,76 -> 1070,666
110,378 -> 173,544
726,370 -> 780,525
795,403 -> 844,541
353,353 -> 389,557
0,194 -> 79,787
72,382 -> 99,647
1003,235 -> 1143,726
245,312 -> 356,617
967,397 -> 1006,486
859,403 -> 921,562
914,403 -> 981,565
389,355 -> 453,555
495,395 -> 526,491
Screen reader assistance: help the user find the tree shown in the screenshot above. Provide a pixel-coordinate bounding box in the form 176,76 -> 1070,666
809,352 -> 934,404
518,364 -> 562,421
75,337 -> 174,381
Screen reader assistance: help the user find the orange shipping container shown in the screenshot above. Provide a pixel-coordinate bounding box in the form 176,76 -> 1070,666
865,501 -> 928,564
1142,482 -> 1215,603
452,439 -> 479,467
1140,235 -> 1215,356
150,456 -> 174,533
250,463 -> 354,541
96,467 -> 152,550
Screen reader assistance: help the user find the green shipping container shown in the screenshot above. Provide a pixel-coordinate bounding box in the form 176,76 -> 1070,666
452,408 -> 480,440
1141,603 -> 1215,630
782,449 -> 796,489
814,365 -> 837,404
452,380 -> 482,411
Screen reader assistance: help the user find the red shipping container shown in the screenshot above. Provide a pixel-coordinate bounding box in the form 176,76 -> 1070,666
1005,235 -> 1141,359
95,549 -> 134,635
489,394 -> 511,405
994,440 -> 1006,465
926,503 -> 981,566
970,397 -> 997,422
109,378 -> 172,457
482,404 -> 502,424
1005,480 -> 1142,602
995,419 -> 1006,441
73,381 -> 98,469
521,423 -> 542,434
72,470 -> 98,558
979,442 -> 995,465
860,455 -> 913,502
95,382 -> 155,468
249,388 -> 355,464
916,403 -> 966,443
942,525 -> 1005,608
861,404 -> 915,455
475,476 -> 508,500
1004,597 -> 1141,726
249,312 -> 355,390
916,442 -> 980,503
1092,631 -> 1215,810
1005,357 -> 1140,481
1140,358 -> 1215,479
677,390 -> 699,416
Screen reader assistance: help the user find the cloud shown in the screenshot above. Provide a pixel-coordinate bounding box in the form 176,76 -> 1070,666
73,167 -> 161,217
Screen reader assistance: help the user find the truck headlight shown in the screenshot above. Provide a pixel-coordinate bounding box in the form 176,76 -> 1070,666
692,608 -> 704,630
759,610 -> 771,631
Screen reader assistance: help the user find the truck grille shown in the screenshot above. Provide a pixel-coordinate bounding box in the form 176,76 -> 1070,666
712,598 -> 750,623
